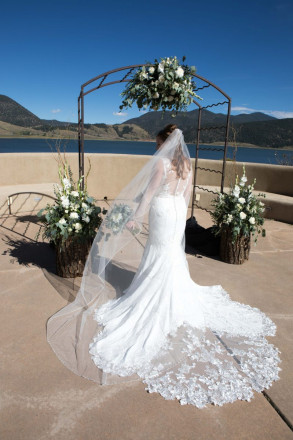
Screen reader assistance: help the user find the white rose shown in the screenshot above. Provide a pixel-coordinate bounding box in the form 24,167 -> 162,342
240,212 -> 247,220
175,66 -> 184,78
82,215 -> 90,223
71,190 -> 79,197
148,67 -> 155,74
58,218 -> 67,225
70,212 -> 79,219
61,196 -> 70,208
73,222 -> 82,231
82,202 -> 88,209
153,92 -> 160,99
238,197 -> 246,204
249,217 -> 255,224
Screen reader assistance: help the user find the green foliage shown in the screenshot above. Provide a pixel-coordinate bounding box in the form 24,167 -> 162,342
211,166 -> 266,244
119,56 -> 202,115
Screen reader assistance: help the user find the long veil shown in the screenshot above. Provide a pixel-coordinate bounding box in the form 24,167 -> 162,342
47,128 -> 193,384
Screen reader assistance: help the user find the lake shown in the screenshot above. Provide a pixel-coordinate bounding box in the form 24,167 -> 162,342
0,138 -> 292,165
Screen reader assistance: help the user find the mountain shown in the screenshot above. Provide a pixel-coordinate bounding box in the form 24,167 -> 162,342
0,94 -> 292,147
123,110 -> 293,147
123,110 -> 276,142
0,94 -> 42,127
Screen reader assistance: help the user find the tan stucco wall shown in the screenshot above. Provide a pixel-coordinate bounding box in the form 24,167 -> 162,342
1,153 -> 292,198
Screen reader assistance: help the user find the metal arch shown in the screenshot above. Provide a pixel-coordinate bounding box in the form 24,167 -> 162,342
78,65 -> 231,217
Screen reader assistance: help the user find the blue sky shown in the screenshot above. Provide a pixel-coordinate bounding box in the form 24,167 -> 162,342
1,0 -> 292,124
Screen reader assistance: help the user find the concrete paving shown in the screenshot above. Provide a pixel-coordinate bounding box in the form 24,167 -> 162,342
0,209 -> 293,440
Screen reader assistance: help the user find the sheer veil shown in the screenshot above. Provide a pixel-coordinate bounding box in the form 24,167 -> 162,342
47,128 -> 193,384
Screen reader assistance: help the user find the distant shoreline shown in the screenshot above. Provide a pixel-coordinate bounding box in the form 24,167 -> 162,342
0,135 -> 292,150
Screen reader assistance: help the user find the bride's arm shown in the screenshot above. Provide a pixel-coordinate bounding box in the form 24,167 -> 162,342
183,169 -> 193,208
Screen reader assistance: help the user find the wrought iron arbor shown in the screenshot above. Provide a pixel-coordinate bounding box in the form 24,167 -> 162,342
78,65 -> 231,215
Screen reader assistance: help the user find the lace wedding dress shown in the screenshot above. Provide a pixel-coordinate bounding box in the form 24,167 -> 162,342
89,157 -> 281,408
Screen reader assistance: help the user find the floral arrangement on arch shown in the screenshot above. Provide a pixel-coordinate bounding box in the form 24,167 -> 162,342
36,162 -> 107,247
211,166 -> 266,243
119,56 -> 202,114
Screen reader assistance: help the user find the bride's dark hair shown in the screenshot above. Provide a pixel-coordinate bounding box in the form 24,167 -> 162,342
157,124 -> 191,179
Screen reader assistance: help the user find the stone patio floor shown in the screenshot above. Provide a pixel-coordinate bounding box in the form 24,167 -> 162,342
0,207 -> 293,440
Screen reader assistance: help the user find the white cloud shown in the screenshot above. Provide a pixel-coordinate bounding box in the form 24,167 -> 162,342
51,109 -> 61,114
231,106 -> 293,119
113,111 -> 127,117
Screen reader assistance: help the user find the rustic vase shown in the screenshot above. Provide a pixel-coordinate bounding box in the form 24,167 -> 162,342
220,226 -> 251,264
56,236 -> 92,278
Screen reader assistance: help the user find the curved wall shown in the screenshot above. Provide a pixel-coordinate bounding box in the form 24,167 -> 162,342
1,152 -> 292,197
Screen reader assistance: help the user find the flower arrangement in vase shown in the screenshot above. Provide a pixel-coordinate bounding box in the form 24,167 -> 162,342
36,162 -> 107,277
211,166 -> 266,264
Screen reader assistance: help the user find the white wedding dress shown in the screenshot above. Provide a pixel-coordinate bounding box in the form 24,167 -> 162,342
89,157 -> 280,408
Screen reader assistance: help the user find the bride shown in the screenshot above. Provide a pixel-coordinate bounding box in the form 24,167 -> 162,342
47,124 -> 280,408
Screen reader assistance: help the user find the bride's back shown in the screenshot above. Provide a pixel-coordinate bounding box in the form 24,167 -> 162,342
159,157 -> 191,197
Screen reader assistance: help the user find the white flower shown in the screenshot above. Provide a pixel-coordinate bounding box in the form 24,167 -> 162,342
172,82 -> 179,90
58,218 -> 67,225
68,227 -> 72,232
148,66 -> 155,74
73,222 -> 82,231
158,74 -> 164,83
70,203 -> 79,211
175,66 -> 184,78
226,214 -> 233,224
82,202 -> 88,209
140,72 -> 148,80
249,217 -> 255,224
65,209 -> 68,213
86,207 -> 93,215
259,201 -> 264,206
153,92 -> 160,99
158,63 -> 164,73
238,197 -> 246,204
236,203 -> 242,210
62,178 -> 71,189
168,96 -> 174,102
241,175 -> 247,183
112,213 -> 123,223
60,196 -> 70,208
70,212 -> 79,219
71,190 -> 79,197
239,181 -> 245,187
240,212 -> 247,220
82,215 -> 90,223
